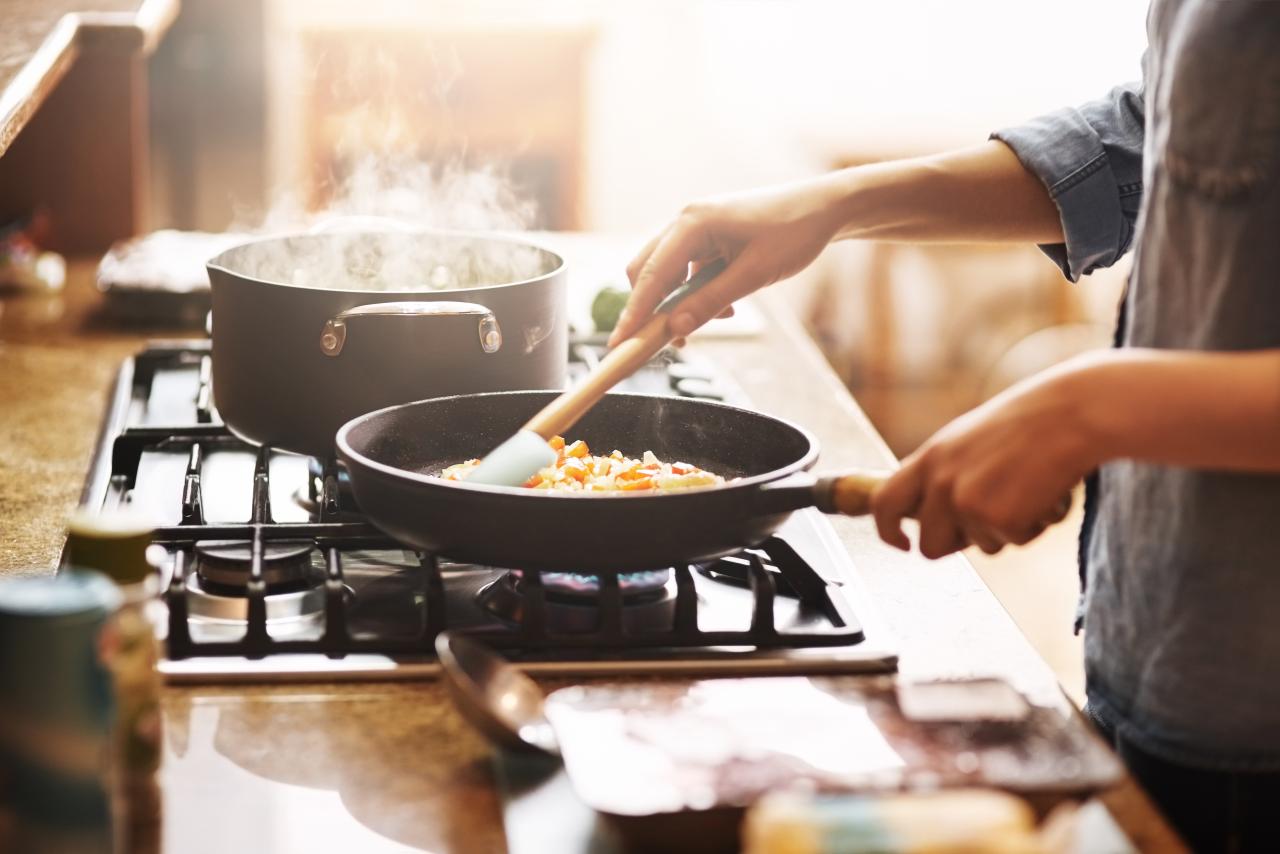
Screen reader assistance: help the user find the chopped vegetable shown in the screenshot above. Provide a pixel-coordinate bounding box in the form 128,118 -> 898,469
591,286 -> 630,333
441,436 -> 725,493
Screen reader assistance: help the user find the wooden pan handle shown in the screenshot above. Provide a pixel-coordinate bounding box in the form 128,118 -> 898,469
524,259 -> 728,441
813,469 -> 892,517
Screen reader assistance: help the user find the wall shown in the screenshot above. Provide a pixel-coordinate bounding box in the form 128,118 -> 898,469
582,0 -> 1149,231
256,0 -> 1149,232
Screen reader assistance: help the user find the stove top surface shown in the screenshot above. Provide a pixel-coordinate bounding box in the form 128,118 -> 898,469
71,339 -> 896,682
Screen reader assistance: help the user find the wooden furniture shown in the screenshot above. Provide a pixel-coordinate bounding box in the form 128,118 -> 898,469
296,23 -> 595,229
0,0 -> 178,253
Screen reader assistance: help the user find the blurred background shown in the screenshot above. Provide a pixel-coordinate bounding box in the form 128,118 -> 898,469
147,0 -> 1143,443
12,0 -> 1152,699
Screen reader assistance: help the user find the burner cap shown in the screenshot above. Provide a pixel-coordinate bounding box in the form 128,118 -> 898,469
195,540 -> 316,591
530,569 -> 672,600
477,570 -> 678,634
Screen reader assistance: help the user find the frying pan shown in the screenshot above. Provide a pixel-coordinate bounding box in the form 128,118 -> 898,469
336,391 -> 888,572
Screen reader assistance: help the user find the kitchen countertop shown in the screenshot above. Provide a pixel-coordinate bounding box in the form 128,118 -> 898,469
0,0 -> 178,155
0,238 -> 1184,853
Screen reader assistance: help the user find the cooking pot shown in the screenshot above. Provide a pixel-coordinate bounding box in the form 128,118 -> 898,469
207,229 -> 567,458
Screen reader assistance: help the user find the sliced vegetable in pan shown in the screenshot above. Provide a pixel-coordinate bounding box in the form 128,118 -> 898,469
441,436 -> 725,493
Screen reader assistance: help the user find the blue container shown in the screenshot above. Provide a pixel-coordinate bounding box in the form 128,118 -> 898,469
0,570 -> 121,844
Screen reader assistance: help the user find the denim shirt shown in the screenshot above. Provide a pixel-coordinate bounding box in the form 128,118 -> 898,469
993,0 -> 1280,772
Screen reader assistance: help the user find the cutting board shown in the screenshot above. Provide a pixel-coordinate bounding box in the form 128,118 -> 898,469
541,675 -> 1121,851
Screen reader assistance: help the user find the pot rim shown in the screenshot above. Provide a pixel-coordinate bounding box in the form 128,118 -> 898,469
206,227 -> 567,295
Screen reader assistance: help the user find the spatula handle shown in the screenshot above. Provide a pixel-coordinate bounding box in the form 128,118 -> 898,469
524,260 -> 728,440
526,316 -> 671,437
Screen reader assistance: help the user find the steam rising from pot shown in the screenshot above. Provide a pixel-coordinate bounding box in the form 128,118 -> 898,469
220,24 -> 558,291
228,150 -> 547,291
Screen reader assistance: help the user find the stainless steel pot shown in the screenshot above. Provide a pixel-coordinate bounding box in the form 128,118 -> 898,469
207,229 -> 567,459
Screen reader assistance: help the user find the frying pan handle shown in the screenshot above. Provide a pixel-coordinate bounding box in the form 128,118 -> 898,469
753,468 -> 891,517
320,301 -> 502,357
812,469 -> 892,517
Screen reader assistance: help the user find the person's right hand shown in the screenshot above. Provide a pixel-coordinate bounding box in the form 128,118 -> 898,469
607,178 -> 845,347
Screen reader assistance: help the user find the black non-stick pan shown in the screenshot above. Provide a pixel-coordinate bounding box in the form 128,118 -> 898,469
336,391 -> 887,572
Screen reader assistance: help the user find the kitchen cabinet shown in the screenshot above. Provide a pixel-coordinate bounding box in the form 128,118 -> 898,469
0,1 -> 178,253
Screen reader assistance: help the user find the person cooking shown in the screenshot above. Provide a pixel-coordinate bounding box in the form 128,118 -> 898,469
607,3 -> 1280,851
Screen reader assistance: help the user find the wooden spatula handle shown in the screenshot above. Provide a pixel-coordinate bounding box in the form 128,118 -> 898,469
523,259 -> 729,440
813,470 -> 892,517
525,313 -> 671,439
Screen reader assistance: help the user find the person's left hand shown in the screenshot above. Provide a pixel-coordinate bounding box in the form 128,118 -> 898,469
871,357 -> 1104,558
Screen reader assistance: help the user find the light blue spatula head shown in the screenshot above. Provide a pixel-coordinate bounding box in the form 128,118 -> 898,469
462,430 -> 558,487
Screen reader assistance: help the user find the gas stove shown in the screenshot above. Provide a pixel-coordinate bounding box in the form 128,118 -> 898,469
70,339 -> 896,682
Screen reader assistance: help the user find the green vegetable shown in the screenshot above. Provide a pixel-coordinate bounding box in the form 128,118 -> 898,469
591,285 -> 630,333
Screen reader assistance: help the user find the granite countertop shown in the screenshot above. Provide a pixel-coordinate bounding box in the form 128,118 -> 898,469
0,0 -> 178,155
0,242 -> 1184,853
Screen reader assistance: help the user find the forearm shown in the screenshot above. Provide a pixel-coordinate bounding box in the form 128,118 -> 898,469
818,141 -> 1064,245
1073,349 -> 1280,472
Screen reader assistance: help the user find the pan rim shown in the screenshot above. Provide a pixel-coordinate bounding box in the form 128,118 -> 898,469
206,228 -> 566,295
334,390 -> 821,500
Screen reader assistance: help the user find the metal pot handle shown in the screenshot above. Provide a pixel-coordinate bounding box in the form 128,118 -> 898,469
320,301 -> 502,357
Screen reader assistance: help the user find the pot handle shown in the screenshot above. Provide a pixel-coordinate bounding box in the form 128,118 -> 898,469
320,301 -> 502,357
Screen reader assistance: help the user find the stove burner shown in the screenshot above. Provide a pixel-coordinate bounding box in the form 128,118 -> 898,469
477,570 -> 681,633
195,540 -> 316,591
533,569 -> 671,599
183,572 -> 324,639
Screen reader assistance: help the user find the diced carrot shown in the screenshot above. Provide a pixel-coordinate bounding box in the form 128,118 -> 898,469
671,462 -> 696,475
564,440 -> 590,459
619,476 -> 654,490
561,458 -> 588,481
523,474 -> 544,488
549,435 -> 566,451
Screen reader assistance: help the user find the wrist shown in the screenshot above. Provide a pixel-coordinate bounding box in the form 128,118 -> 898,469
822,167 -> 877,240
1052,351 -> 1125,470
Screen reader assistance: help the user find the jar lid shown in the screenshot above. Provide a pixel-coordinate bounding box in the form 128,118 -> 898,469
64,507 -> 157,586
0,570 -> 122,619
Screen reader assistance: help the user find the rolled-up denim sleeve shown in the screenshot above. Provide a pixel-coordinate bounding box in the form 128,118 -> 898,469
992,82 -> 1145,282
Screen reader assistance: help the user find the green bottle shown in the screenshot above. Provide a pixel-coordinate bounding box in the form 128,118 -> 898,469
64,507 -> 164,845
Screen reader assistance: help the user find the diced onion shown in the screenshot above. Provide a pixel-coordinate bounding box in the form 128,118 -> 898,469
440,437 -> 725,493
